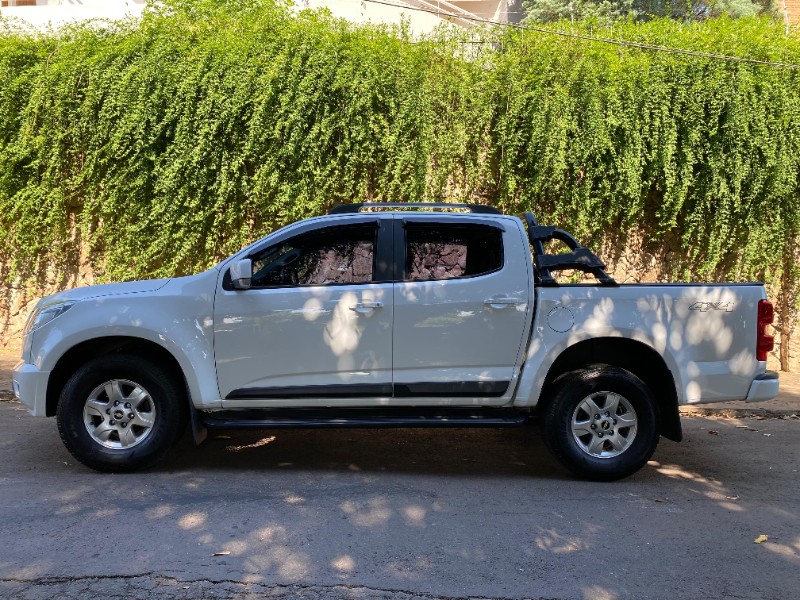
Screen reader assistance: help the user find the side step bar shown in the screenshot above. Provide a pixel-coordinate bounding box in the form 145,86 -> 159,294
200,407 -> 530,430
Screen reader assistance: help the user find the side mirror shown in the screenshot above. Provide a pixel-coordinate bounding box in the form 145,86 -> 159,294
229,259 -> 252,290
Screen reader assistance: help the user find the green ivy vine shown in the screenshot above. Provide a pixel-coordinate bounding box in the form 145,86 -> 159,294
1,0 -> 799,320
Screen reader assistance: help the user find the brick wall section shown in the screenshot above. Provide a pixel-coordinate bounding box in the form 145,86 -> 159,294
780,0 -> 800,23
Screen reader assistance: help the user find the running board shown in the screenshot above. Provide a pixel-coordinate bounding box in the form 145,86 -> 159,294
200,407 -> 530,430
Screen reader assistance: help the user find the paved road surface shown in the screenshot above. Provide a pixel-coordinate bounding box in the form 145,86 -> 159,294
0,396 -> 798,600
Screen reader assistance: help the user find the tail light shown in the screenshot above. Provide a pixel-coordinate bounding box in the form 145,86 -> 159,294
757,299 -> 774,361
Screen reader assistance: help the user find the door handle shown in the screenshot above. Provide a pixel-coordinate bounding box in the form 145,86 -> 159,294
484,297 -> 523,309
349,302 -> 383,313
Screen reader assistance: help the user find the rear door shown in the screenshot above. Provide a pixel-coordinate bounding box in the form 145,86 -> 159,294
391,215 -> 532,406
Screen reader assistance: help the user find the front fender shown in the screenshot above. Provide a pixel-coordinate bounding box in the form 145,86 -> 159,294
30,274 -> 221,409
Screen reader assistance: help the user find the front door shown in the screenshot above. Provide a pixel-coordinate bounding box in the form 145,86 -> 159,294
214,217 -> 394,406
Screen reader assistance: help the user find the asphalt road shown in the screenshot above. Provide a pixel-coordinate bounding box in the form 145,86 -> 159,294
0,399 -> 798,600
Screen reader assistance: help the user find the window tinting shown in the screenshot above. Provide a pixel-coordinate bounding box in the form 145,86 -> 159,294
405,224 -> 503,281
251,225 -> 376,287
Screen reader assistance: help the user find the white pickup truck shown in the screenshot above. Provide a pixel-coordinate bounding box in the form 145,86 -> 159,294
13,203 -> 779,480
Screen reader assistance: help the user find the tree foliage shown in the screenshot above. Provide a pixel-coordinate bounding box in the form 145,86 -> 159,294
522,0 -> 770,23
0,0 -> 799,306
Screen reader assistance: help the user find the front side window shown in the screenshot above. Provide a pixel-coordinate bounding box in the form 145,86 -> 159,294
251,225 -> 376,287
405,223 -> 503,281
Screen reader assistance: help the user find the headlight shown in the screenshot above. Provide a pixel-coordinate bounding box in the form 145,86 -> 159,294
24,301 -> 76,334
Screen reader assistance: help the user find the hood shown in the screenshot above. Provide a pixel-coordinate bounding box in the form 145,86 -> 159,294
42,278 -> 172,305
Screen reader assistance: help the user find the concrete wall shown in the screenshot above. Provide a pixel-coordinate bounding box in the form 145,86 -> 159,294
0,0 -> 505,34
298,0 -> 508,33
299,0 -> 451,34
449,0 -> 505,20
0,0 -> 146,28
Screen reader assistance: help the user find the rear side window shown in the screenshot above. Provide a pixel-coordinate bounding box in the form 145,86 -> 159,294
251,224 -> 376,287
405,223 -> 503,281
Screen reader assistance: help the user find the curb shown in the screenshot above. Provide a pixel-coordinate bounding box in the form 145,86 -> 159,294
680,407 -> 799,419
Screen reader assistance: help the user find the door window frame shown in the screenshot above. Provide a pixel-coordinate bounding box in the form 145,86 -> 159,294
394,218 -> 506,283
223,216 -> 394,290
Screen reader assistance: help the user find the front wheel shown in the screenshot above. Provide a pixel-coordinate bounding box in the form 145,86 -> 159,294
542,366 -> 659,481
56,354 -> 187,472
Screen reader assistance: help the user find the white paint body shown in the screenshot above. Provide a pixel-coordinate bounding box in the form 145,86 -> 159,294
13,212 -> 778,417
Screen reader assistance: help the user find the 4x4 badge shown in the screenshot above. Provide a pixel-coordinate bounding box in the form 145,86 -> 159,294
689,301 -> 735,312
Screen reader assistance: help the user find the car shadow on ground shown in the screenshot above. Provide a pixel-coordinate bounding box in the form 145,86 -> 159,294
159,422 -> 568,479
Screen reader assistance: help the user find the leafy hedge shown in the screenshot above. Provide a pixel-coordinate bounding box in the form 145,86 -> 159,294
1,0 -> 800,360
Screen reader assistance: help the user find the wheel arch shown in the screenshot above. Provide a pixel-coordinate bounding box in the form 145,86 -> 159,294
46,336 -> 189,418
540,337 -> 682,442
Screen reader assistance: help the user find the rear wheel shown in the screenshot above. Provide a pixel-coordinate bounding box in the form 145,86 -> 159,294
542,366 -> 659,481
56,354 -> 187,472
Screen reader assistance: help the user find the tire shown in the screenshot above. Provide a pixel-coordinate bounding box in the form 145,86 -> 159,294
56,354 -> 188,472
542,366 -> 659,481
